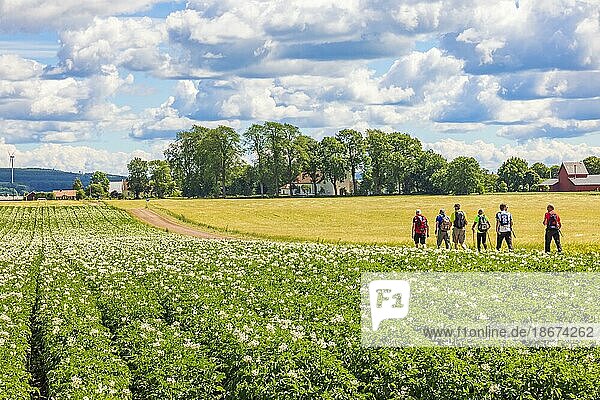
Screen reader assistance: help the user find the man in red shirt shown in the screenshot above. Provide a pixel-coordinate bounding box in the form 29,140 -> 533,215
543,204 -> 562,253
412,209 -> 429,248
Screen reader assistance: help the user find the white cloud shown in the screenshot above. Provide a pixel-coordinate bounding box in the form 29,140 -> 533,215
497,119 -> 600,140
0,137 -> 167,175
0,62 -> 134,141
382,49 -> 465,104
131,96 -> 194,139
498,70 -> 600,100
441,0 -> 600,72
220,79 -> 303,120
0,0 -> 167,32
426,138 -> 600,170
0,119 -> 97,143
1,0 -> 599,150
0,54 -> 45,80
55,17 -> 167,75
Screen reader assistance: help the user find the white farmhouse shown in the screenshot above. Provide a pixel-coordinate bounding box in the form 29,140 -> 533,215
109,180 -> 127,194
279,172 -> 354,196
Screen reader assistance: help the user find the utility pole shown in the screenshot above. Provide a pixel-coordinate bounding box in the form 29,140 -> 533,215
9,152 -> 15,184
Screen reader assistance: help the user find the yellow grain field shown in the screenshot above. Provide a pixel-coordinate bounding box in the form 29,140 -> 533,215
114,193 -> 600,251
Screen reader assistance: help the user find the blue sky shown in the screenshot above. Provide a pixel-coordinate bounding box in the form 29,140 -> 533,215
0,0 -> 599,174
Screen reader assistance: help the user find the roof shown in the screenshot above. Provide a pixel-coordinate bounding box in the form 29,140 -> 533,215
569,176 -> 600,186
53,189 -> 77,196
539,178 -> 558,186
562,161 -> 589,176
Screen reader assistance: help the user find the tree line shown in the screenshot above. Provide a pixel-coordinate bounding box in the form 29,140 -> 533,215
70,171 -> 116,199
126,122 -> 600,198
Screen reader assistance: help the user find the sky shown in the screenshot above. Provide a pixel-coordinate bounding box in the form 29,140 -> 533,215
0,0 -> 599,175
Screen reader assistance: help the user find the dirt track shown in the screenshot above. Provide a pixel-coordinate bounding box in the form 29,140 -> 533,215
129,208 -> 227,239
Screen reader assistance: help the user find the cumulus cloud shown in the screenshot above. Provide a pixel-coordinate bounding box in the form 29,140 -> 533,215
0,137 -> 167,175
53,17 -> 167,76
0,55 -> 135,142
0,119 -> 97,144
498,70 -> 600,100
440,0 -> 600,73
0,54 -> 45,80
2,0 -> 600,153
0,0 -> 167,32
131,96 -> 196,139
426,138 -> 600,170
0,138 -> 163,175
497,119 -> 600,140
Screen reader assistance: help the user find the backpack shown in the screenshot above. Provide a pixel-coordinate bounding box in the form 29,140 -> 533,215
478,215 -> 491,231
497,211 -> 510,226
414,216 -> 428,234
453,211 -> 466,229
440,215 -> 452,231
548,213 -> 559,229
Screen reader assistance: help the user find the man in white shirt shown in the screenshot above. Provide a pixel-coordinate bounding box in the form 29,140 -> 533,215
495,203 -> 513,251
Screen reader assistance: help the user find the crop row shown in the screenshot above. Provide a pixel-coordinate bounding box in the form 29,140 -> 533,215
54,205 -> 600,399
2,204 -> 600,399
0,206 -> 40,399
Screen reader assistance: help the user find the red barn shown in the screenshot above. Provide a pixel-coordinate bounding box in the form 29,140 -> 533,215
540,161 -> 600,192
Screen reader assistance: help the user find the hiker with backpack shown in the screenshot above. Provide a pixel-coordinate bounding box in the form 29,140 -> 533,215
543,204 -> 563,254
435,209 -> 451,249
412,209 -> 429,248
471,209 -> 491,251
495,203 -> 513,251
450,203 -> 468,250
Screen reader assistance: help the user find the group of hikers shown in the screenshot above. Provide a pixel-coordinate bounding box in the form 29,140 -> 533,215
411,203 -> 563,253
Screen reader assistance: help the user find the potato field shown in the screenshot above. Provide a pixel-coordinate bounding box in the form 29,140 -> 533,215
1,204 -> 600,399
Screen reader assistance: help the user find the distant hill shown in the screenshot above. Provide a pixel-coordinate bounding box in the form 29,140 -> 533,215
0,168 -> 126,194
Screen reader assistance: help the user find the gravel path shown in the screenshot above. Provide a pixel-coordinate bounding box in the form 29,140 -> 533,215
129,208 -> 227,239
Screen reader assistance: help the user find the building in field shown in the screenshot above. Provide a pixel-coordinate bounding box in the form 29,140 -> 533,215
279,172 -> 354,196
24,192 -> 36,201
109,179 -> 128,195
53,189 -> 77,200
539,161 -> 600,192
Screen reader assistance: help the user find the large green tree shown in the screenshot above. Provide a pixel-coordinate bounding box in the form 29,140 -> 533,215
336,129 -> 365,195
282,124 -> 302,196
296,135 -> 322,196
243,124 -> 268,196
165,126 -> 208,197
481,169 -> 499,194
88,183 -> 105,199
89,171 -> 109,198
320,136 -> 347,196
446,157 -> 483,195
127,157 -> 149,199
365,129 -> 392,195
207,125 -> 242,197
243,122 -> 288,196
584,156 -> 600,175
531,162 -> 551,180
412,150 -> 447,194
165,125 -> 242,197
72,177 -> 85,200
148,160 -> 175,198
497,157 -> 528,192
524,169 -> 541,191
387,132 -> 422,194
